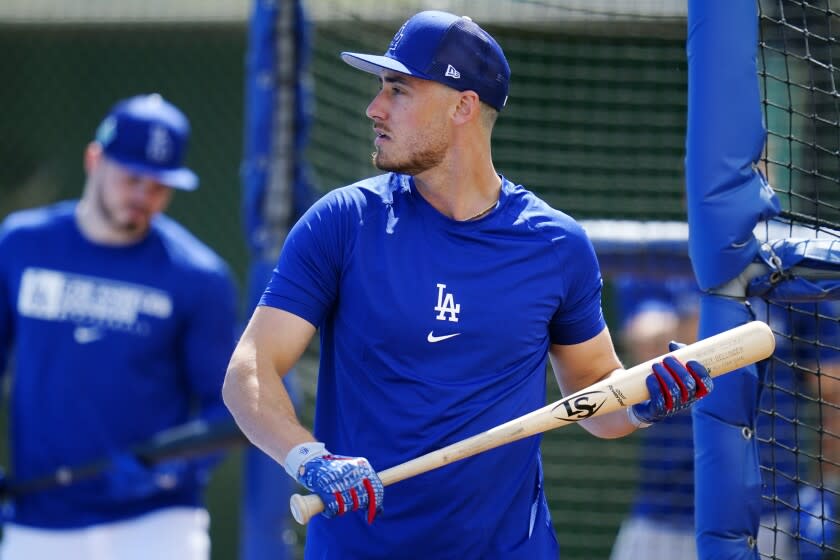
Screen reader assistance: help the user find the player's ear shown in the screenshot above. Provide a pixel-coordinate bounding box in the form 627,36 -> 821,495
452,90 -> 481,125
84,142 -> 103,174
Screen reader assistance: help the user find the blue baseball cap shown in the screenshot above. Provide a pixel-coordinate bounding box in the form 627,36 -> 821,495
341,11 -> 510,111
94,94 -> 198,191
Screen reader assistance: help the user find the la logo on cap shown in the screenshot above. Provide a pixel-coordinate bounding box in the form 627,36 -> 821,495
146,125 -> 173,164
340,11 -> 511,112
388,23 -> 407,53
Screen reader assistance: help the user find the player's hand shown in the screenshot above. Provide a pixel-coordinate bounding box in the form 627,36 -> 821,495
106,452 -> 186,500
628,341 -> 713,427
285,442 -> 384,523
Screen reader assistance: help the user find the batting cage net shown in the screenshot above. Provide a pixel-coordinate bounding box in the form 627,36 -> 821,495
756,2 -> 840,558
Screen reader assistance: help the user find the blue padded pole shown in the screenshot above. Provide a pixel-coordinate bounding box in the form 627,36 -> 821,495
687,2 -> 780,558
694,296 -> 764,559
240,0 -> 313,558
686,0 -> 779,292
240,3 -> 292,558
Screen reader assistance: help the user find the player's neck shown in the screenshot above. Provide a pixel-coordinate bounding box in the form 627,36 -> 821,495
75,196 -> 149,247
413,159 -> 501,222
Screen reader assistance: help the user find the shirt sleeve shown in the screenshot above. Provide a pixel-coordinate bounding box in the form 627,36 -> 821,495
548,224 -> 607,345
183,265 -> 239,423
259,190 -> 352,327
178,263 -> 239,475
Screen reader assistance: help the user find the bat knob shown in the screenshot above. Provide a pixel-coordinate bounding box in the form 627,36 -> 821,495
290,493 -> 325,525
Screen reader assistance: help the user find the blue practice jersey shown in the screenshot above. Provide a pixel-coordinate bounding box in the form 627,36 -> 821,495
0,201 -> 238,528
261,173 -> 606,559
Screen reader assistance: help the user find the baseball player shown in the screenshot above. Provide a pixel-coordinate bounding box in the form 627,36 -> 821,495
223,11 -> 713,559
0,94 -> 238,560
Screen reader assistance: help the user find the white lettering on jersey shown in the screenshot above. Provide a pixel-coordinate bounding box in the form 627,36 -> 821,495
434,283 -> 461,322
18,268 -> 172,338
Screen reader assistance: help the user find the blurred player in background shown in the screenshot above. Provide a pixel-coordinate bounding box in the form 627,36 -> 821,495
608,275 -> 703,560
0,94 -> 238,560
223,10 -> 714,558
609,275 -> 840,559
786,301 -> 840,560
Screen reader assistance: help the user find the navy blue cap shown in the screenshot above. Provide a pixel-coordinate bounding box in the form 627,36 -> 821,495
341,11 -> 510,111
94,94 -> 198,191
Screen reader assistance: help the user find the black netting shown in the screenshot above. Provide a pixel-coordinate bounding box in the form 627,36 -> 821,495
757,2 -> 840,558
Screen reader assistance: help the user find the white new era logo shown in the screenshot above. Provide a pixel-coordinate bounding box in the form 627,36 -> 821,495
445,64 -> 461,79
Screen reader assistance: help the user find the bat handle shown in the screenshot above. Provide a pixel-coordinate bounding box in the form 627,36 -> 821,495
290,492 -> 324,525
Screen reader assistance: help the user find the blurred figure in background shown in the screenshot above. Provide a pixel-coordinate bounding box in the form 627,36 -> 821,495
609,275 -> 840,559
609,275 -> 701,560
785,302 -> 840,560
0,94 -> 238,560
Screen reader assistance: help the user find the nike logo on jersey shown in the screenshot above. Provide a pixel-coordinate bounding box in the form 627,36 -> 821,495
427,331 -> 461,343
74,326 -> 104,344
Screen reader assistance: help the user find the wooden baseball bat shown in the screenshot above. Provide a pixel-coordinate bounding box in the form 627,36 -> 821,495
290,320 -> 776,525
2,419 -> 246,498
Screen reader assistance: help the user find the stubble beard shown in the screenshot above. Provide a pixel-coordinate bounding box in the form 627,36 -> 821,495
371,141 -> 447,177
92,176 -> 148,236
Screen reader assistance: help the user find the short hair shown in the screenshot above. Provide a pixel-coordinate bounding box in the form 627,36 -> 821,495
479,101 -> 499,131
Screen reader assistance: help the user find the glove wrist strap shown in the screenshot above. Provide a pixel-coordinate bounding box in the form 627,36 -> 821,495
627,406 -> 653,429
284,441 -> 327,478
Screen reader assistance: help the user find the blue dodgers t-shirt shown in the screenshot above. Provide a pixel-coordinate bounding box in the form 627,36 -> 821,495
0,201 -> 238,528
261,173 -> 605,559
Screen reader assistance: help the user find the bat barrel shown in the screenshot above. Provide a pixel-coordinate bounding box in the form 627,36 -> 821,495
648,320 -> 775,380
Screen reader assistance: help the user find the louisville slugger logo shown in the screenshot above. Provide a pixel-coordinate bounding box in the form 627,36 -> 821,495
608,384 -> 628,407
552,390 -> 607,422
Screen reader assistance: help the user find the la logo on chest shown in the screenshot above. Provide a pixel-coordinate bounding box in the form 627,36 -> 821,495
434,283 -> 460,322
427,283 -> 462,344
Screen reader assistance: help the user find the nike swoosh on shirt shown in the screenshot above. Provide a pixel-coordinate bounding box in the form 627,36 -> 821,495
426,331 -> 462,343
74,326 -> 104,344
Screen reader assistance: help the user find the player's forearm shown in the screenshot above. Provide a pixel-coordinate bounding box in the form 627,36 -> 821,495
549,328 -> 634,439
579,407 -> 637,438
222,358 -> 313,465
577,368 -> 638,438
